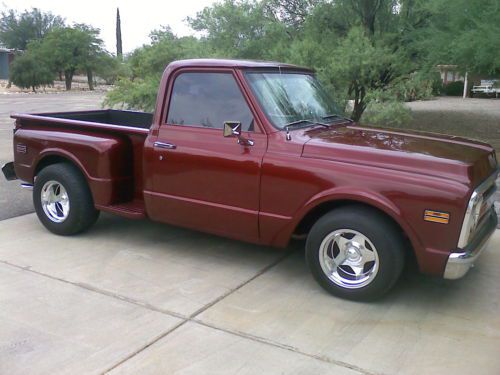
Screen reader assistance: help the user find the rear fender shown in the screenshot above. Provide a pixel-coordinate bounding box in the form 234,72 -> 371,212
14,128 -> 133,205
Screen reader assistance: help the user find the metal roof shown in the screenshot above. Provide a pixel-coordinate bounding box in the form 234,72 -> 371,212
168,58 -> 313,72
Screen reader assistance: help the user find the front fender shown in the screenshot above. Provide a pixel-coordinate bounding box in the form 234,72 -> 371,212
272,186 -> 422,251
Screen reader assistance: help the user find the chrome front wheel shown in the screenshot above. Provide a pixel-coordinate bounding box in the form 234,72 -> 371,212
41,180 -> 70,223
319,229 -> 379,289
306,206 -> 405,301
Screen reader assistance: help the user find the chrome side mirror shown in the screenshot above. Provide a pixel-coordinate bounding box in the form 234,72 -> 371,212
223,121 -> 254,146
223,121 -> 242,137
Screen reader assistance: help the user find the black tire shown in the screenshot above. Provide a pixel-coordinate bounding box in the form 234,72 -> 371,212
33,163 -> 99,235
306,205 -> 405,301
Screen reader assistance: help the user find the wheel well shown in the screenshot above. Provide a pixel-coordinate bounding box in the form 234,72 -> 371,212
34,155 -> 81,178
294,200 -> 415,259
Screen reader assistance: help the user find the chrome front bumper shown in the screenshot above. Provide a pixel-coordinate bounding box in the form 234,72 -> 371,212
444,209 -> 497,279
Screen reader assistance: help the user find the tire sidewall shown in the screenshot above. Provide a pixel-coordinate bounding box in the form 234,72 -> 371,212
33,163 -> 97,235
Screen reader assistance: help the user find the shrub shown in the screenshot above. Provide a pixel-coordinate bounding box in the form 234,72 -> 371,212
361,100 -> 413,127
391,71 -> 442,102
103,77 -> 159,111
95,54 -> 130,85
10,52 -> 53,91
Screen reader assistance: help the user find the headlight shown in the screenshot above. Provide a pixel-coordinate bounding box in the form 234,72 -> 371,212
458,192 -> 483,248
470,195 -> 483,234
458,169 -> 498,249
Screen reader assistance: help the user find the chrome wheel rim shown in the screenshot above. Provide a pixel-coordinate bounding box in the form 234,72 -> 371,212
319,229 -> 379,289
41,180 -> 70,223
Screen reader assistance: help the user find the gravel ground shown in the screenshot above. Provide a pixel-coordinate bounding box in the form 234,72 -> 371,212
404,97 -> 500,151
406,96 -> 500,115
405,97 -> 500,225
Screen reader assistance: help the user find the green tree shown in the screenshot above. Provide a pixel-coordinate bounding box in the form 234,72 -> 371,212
417,0 -> 500,76
38,25 -> 106,90
187,0 -> 289,60
286,0 -> 427,120
116,8 -> 123,58
107,0 -> 500,123
74,24 -> 106,90
105,27 -> 207,110
0,8 -> 64,50
9,50 -> 53,91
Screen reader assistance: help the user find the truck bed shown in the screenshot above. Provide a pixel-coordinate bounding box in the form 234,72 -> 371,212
33,109 -> 153,129
11,109 -> 151,210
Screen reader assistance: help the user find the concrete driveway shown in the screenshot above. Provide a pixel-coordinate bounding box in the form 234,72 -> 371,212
1,213 -> 499,375
1,93 -> 500,374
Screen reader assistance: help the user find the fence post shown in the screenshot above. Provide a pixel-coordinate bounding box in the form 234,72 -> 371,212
463,72 -> 468,99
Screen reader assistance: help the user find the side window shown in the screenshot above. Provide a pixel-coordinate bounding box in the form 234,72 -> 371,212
167,72 -> 254,131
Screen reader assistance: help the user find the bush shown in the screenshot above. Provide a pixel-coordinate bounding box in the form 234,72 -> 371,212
95,54 -> 130,85
442,80 -> 464,96
103,77 -> 159,111
10,52 -> 53,91
390,71 -> 442,101
361,100 -> 413,127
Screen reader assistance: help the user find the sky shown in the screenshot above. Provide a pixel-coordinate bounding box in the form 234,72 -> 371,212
0,0 -> 218,53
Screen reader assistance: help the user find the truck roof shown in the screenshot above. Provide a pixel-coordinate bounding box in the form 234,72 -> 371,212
167,58 -> 314,72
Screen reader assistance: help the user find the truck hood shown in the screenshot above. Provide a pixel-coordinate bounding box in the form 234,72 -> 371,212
301,125 -> 497,186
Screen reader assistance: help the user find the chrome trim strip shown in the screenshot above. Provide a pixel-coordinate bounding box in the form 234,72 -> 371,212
21,183 -> 33,190
458,168 -> 499,248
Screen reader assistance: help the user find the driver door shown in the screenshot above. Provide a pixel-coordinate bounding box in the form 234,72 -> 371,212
144,70 -> 267,243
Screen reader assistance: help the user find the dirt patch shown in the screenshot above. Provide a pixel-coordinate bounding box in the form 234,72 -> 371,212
404,97 -> 500,153
0,77 -> 112,94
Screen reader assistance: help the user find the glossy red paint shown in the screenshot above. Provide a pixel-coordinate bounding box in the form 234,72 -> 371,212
9,58 -> 497,277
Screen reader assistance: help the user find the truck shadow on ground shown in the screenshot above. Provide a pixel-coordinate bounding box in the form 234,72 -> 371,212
86,213 -> 493,311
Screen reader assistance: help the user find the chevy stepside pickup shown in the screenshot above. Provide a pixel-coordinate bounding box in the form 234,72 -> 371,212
2,59 -> 498,300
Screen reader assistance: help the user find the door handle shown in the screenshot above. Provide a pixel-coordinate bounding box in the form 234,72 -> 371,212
154,141 -> 177,150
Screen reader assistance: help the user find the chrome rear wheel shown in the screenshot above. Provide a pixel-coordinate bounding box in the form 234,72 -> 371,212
41,180 -> 70,223
34,163 -> 99,235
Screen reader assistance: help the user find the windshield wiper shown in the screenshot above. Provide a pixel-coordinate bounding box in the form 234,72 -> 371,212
322,114 -> 353,123
283,119 -> 329,141
284,119 -> 329,130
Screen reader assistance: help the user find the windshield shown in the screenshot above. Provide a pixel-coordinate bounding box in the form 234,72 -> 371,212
245,72 -> 341,129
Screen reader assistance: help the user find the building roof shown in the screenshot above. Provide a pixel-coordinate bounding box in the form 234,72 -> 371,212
0,47 -> 15,53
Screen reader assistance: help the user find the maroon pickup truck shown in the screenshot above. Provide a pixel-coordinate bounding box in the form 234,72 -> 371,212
2,59 -> 498,300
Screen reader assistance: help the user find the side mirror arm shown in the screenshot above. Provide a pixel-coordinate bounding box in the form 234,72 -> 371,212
223,121 -> 254,146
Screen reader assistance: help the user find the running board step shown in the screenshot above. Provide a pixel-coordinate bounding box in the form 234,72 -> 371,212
96,200 -> 146,219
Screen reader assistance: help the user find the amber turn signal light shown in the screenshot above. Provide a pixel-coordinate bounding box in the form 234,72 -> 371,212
424,210 -> 450,224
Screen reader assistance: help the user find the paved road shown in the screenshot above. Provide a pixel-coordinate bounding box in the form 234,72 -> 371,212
0,213 -> 499,374
0,92 -> 105,220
